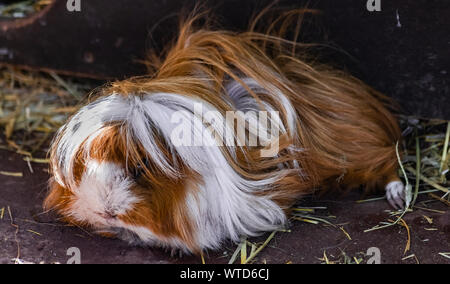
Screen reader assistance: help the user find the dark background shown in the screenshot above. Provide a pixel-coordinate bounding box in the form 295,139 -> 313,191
0,0 -> 449,119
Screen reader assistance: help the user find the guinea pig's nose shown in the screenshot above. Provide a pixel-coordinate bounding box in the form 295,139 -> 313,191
98,211 -> 117,219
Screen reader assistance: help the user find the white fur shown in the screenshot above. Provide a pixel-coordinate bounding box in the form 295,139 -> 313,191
385,181 -> 406,209
54,95 -> 131,188
130,88 -> 290,249
55,78 -> 304,251
226,77 -> 297,136
67,160 -> 140,227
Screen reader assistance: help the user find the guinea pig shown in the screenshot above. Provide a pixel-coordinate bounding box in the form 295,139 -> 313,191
44,12 -> 405,253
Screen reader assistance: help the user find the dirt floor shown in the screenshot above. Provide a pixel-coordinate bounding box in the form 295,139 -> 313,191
0,148 -> 448,264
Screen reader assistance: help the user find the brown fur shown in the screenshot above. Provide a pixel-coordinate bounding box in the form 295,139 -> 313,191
45,8 -> 402,250
46,121 -> 202,250
97,11 -> 402,201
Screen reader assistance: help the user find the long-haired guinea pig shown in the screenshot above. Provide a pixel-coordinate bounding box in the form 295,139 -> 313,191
44,10 -> 406,253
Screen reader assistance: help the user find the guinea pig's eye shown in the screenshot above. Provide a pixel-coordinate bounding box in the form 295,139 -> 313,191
131,165 -> 144,180
130,158 -> 149,180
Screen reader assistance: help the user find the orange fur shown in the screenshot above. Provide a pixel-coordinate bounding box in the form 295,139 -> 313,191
46,123 -> 199,249
96,11 -> 402,200
45,8 -> 402,251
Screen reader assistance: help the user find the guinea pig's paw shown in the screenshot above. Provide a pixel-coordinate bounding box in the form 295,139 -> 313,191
115,228 -> 147,246
95,228 -> 119,239
385,181 -> 406,209
95,227 -> 144,245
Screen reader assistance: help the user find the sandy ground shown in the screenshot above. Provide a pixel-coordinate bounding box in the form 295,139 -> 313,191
0,148 -> 448,264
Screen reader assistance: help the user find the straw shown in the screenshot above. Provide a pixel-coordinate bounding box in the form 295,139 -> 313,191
439,122 -> 450,179
0,66 -> 95,156
243,231 -> 277,264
